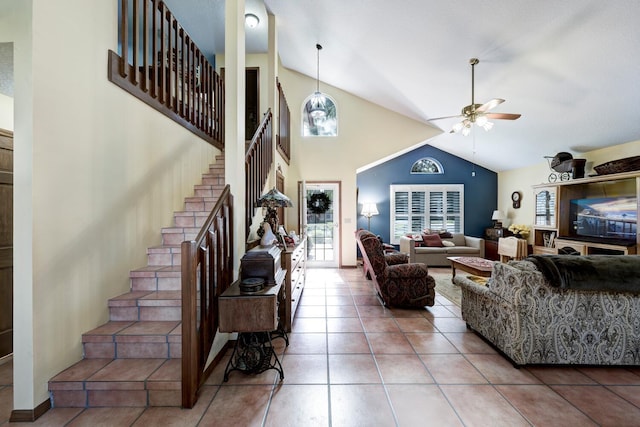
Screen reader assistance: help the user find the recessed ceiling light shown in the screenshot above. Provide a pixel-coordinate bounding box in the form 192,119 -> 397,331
245,13 -> 259,28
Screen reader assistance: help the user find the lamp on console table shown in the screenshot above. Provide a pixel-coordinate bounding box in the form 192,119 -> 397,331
257,188 -> 293,239
491,210 -> 505,229
361,203 -> 379,230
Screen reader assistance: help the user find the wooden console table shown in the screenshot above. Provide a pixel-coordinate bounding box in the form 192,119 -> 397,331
281,238 -> 306,332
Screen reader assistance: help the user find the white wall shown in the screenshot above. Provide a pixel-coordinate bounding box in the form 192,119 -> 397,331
0,93 -> 12,130
278,67 -> 442,266
498,139 -> 640,240
2,0 -> 219,409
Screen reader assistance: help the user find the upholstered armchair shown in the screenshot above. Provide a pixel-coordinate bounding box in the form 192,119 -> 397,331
356,230 -> 435,308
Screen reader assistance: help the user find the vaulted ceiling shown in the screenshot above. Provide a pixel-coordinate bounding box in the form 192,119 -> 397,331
165,0 -> 640,172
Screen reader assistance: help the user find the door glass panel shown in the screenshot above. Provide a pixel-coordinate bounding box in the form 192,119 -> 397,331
306,184 -> 339,267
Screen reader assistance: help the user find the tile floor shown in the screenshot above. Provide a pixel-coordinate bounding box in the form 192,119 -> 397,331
2,267 -> 640,426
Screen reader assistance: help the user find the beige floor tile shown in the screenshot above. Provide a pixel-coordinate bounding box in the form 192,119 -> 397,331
552,384 -> 640,426
465,354 -> 542,384
199,385 -> 272,426
367,332 -> 415,354
327,332 -> 370,354
328,354 -> 381,384
387,384 -> 463,426
330,384 -> 395,426
441,384 -> 530,427
280,354 -> 328,384
405,332 -> 459,354
375,354 -> 434,384
264,384 -> 329,427
497,384 -> 598,426
420,354 -> 488,384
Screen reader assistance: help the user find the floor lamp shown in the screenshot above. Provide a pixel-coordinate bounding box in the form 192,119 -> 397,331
361,203 -> 379,230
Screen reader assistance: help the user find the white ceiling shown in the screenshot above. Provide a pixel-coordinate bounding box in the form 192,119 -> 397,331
165,0 -> 640,172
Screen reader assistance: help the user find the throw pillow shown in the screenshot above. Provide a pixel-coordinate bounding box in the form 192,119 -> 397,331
439,231 -> 453,239
442,240 -> 455,247
422,233 -> 444,247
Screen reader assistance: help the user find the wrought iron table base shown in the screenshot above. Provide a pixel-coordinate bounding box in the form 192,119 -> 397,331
223,332 -> 284,381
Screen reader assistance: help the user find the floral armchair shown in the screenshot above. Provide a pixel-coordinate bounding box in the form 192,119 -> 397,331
356,230 -> 435,308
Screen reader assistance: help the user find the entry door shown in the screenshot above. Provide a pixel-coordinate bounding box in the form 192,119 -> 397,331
0,129 -> 13,358
305,183 -> 340,268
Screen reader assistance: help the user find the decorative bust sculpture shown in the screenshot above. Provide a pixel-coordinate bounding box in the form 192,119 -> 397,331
260,222 -> 277,246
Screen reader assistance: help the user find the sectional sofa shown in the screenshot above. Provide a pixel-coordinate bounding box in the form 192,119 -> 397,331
457,256 -> 640,366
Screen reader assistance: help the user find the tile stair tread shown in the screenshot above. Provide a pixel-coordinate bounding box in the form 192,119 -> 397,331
49,358 -> 180,390
130,265 -> 182,275
109,291 -> 181,307
147,245 -> 181,252
83,320 -> 181,340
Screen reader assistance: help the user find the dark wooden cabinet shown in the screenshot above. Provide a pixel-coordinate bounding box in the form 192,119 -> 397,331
485,240 -> 499,261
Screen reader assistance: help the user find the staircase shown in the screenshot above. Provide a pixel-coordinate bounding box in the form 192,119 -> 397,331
48,155 -> 226,408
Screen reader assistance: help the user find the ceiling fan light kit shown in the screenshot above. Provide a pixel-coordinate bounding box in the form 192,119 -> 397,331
429,58 -> 521,135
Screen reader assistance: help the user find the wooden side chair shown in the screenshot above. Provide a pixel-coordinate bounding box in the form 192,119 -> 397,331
498,236 -> 527,262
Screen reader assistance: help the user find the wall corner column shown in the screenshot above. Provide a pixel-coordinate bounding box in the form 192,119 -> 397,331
224,0 -> 246,276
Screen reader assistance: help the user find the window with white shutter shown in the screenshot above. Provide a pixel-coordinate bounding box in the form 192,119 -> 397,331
390,184 -> 464,244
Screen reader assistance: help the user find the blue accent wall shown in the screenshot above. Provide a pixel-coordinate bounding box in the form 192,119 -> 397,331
356,144 -> 497,243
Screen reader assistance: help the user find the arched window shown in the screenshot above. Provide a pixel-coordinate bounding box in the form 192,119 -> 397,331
302,92 -> 337,137
411,157 -> 444,174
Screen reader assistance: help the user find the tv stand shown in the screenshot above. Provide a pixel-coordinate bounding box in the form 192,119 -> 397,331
532,170 -> 640,256
554,238 -> 636,255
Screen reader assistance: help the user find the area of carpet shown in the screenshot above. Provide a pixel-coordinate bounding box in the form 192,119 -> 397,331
430,270 -> 461,306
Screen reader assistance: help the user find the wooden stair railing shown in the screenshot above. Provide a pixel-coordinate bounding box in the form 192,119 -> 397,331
109,0 -> 224,148
245,109 -> 273,238
181,184 -> 234,408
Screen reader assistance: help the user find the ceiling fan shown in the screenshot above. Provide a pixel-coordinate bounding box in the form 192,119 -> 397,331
428,58 -> 521,136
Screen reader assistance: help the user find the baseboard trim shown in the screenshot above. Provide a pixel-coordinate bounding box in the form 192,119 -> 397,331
9,398 -> 51,422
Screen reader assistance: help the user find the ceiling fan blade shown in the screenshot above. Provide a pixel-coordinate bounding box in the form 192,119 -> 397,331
427,114 -> 463,121
486,112 -> 521,120
476,98 -> 505,113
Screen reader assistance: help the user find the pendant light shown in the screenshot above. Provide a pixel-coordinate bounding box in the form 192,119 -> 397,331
309,44 -> 327,120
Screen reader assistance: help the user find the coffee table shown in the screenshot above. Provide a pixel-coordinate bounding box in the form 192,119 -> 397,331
447,256 -> 494,283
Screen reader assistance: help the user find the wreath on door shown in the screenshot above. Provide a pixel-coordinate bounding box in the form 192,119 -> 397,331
307,192 -> 332,214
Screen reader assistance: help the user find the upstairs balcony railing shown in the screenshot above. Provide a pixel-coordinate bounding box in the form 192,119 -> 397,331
108,0 -> 224,148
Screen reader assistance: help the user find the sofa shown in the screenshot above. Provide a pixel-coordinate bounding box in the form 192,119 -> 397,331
356,229 -> 435,308
399,233 -> 485,266
457,255 -> 640,366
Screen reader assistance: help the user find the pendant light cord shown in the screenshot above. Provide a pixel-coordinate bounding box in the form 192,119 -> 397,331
316,44 -> 322,93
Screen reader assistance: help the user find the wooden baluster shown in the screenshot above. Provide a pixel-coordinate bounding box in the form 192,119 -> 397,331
131,0 -> 138,85
179,28 -> 185,117
166,13 -> 173,109
151,0 -> 157,98
141,0 -> 148,92
120,0 -> 128,78
173,20 -> 178,113
158,1 -> 165,104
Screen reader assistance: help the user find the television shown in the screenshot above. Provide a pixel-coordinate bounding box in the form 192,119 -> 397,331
569,196 -> 637,244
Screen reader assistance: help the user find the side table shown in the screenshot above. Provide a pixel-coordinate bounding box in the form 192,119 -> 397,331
219,279 -> 285,381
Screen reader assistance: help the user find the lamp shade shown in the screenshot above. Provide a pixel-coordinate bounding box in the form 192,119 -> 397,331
257,188 -> 293,208
361,203 -> 379,218
491,210 -> 505,221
